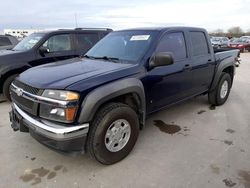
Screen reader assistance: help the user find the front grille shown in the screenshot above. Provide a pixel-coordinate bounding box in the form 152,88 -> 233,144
12,92 -> 36,115
13,80 -> 43,95
11,80 -> 42,115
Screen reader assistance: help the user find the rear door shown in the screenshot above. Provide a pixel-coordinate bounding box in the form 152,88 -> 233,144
188,31 -> 215,94
75,32 -> 100,55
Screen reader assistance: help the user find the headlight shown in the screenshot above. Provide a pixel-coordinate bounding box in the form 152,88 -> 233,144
39,90 -> 79,123
42,90 -> 79,101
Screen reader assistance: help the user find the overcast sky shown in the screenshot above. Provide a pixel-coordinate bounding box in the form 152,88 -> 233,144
0,0 -> 250,33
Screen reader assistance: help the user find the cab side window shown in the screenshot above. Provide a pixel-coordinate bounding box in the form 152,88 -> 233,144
76,33 -> 99,52
42,34 -> 72,52
0,37 -> 12,46
156,32 -> 187,61
190,32 -> 209,56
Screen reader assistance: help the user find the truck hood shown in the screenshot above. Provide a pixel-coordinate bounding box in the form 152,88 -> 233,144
18,57 -> 138,90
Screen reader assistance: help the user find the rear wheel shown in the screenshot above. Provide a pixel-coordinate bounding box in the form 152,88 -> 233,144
3,74 -> 18,101
208,72 -> 232,106
87,103 -> 139,165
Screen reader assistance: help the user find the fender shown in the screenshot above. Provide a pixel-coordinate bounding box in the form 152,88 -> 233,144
78,78 -> 146,126
210,50 -> 237,91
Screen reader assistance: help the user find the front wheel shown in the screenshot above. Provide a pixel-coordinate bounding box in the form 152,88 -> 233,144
87,103 -> 139,165
208,72 -> 232,106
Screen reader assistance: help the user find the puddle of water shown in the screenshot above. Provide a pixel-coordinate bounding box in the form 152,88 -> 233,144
32,177 -> 41,186
197,110 -> 206,114
153,120 -> 181,135
226,129 -> 235,134
224,140 -> 233,145
31,157 -> 36,161
54,165 -> 63,171
20,173 -> 35,182
47,171 -> 56,179
32,167 -> 50,177
223,178 -> 237,187
238,170 -> 250,188
209,105 -> 216,110
20,165 -> 67,185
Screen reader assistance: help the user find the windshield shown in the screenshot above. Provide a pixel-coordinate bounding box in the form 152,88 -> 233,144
13,33 -> 45,51
86,31 -> 158,63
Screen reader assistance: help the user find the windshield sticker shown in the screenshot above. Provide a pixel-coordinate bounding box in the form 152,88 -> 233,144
130,35 -> 150,41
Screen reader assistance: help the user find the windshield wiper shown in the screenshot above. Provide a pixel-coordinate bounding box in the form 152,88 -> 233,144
82,54 -> 95,59
82,55 -> 120,63
94,56 -> 120,63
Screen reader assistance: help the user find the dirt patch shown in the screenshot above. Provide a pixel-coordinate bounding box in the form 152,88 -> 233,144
223,178 -> 237,187
153,120 -> 181,135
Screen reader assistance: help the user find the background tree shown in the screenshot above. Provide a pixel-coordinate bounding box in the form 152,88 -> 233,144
227,26 -> 244,38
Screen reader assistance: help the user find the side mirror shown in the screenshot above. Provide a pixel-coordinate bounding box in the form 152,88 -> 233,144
39,46 -> 49,56
149,52 -> 174,68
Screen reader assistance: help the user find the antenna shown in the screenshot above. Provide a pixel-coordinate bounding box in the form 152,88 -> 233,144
75,13 -> 78,28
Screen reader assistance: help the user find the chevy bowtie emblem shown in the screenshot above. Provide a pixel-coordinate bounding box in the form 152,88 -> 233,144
16,88 -> 24,97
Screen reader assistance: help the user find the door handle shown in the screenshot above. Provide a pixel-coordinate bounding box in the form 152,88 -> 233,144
183,64 -> 192,70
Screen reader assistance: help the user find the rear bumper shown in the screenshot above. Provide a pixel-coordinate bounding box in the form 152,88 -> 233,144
10,103 -> 89,152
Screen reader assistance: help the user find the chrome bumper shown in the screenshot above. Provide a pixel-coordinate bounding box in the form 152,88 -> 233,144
13,103 -> 89,141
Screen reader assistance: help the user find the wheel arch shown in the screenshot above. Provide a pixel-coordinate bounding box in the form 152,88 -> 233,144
78,78 -> 146,129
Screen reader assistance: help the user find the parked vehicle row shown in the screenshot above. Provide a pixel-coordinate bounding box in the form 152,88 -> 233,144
210,35 -> 250,53
0,28 -> 112,100
0,34 -> 19,50
9,26 -> 239,164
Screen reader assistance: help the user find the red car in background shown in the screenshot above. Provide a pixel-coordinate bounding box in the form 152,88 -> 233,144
228,38 -> 250,53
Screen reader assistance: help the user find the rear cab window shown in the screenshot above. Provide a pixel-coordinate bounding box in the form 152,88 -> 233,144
190,31 -> 210,56
76,33 -> 99,53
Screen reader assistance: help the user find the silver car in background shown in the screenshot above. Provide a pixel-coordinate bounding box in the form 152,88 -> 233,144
211,37 -> 229,49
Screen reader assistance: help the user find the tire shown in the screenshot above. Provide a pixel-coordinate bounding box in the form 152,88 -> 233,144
208,72 -> 232,106
87,103 -> 139,165
3,74 -> 18,101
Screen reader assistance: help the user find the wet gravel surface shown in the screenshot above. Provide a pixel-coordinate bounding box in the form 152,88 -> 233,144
0,53 -> 250,188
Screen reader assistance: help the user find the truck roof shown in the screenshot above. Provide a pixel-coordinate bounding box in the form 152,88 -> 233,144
118,26 -> 206,32
35,28 -> 113,35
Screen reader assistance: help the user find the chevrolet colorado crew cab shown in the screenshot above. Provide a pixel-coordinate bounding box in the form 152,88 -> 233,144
0,28 -> 112,101
9,27 -> 239,164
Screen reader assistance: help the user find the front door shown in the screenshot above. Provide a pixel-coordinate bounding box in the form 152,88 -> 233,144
32,34 -> 76,66
145,31 -> 193,113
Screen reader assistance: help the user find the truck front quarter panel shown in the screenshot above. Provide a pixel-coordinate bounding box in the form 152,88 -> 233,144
78,78 -> 146,126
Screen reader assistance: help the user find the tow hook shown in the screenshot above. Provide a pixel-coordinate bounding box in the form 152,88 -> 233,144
9,111 -> 19,131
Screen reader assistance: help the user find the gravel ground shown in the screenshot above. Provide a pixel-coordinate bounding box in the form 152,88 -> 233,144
0,53 -> 250,188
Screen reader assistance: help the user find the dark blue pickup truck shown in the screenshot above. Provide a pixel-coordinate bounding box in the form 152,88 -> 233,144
9,27 -> 239,164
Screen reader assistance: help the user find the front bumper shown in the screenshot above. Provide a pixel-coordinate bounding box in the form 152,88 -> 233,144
10,103 -> 89,152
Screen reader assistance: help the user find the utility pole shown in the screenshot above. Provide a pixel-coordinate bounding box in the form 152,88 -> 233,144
75,13 -> 78,28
